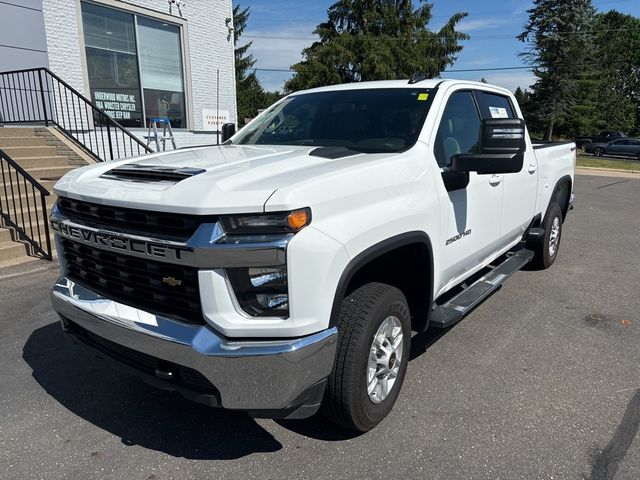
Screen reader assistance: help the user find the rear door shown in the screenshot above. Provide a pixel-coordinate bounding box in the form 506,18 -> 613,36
473,90 -> 537,244
433,89 -> 504,289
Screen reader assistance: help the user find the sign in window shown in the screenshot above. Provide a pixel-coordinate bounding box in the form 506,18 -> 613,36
81,1 -> 186,129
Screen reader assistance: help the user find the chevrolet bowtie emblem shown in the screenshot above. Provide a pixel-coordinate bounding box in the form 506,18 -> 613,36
162,276 -> 182,287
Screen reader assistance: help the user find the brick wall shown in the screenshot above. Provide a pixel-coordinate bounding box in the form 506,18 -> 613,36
41,0 -> 236,138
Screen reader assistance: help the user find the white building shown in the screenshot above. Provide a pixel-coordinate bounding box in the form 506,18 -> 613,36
0,0 -> 237,148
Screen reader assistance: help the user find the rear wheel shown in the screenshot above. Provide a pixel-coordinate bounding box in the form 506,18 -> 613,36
593,147 -> 604,157
322,282 -> 411,432
530,203 -> 563,269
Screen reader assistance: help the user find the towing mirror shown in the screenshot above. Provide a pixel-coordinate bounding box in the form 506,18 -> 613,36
451,118 -> 526,175
221,123 -> 236,143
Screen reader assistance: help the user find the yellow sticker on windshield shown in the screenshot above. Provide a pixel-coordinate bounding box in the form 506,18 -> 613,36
417,93 -> 429,101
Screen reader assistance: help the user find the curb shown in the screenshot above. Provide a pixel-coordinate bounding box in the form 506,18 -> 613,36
576,166 -> 640,174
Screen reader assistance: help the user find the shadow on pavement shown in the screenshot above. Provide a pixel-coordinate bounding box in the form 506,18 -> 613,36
23,320 -> 455,448
22,322 -> 283,460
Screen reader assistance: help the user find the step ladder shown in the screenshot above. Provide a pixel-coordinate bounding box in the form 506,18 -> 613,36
430,248 -> 534,329
145,118 -> 176,152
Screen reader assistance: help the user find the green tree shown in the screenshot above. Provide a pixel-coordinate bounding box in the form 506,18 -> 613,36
589,11 -> 640,135
518,0 -> 596,140
285,0 -> 468,92
233,4 -> 282,125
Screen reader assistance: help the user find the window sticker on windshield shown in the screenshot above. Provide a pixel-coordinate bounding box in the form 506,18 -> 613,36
489,107 -> 509,118
417,93 -> 429,101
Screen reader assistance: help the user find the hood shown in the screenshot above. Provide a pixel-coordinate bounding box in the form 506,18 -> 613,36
53,144 -> 393,215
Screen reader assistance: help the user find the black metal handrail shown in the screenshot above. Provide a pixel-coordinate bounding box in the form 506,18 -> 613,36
0,148 -> 52,260
0,67 -> 152,161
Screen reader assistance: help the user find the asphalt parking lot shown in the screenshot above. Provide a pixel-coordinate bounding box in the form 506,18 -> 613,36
1,173 -> 639,480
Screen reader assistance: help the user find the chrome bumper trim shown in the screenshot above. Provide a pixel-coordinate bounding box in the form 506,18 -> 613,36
50,203 -> 290,268
51,277 -> 337,410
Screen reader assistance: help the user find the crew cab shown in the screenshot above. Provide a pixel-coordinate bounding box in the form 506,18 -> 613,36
50,79 -> 575,432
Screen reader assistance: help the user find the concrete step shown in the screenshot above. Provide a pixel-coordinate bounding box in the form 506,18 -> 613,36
0,136 -> 48,148
0,251 -> 57,271
0,180 -> 57,197
1,145 -> 58,158
0,223 -> 53,243
0,241 -> 31,262
2,201 -> 54,220
5,155 -> 70,169
1,190 -> 57,209
0,236 -> 55,263
16,165 -> 73,182
0,127 -> 37,137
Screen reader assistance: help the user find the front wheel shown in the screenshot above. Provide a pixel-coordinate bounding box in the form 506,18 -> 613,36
322,283 -> 411,432
530,203 -> 563,269
593,147 -> 604,157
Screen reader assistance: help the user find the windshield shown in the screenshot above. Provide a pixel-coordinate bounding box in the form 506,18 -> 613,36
232,88 -> 434,153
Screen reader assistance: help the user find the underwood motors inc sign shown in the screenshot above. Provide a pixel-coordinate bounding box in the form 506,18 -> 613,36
202,109 -> 230,131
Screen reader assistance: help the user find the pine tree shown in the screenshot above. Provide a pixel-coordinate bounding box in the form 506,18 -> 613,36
285,0 -> 468,92
518,0 -> 596,140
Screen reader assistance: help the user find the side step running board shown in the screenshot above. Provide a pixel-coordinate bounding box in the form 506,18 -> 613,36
430,249 -> 534,329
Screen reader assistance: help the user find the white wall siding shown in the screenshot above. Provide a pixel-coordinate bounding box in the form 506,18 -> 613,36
41,0 -> 85,93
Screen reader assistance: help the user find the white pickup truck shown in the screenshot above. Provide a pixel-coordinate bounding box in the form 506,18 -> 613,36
50,79 -> 575,432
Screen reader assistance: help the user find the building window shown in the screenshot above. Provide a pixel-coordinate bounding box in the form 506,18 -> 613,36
81,1 -> 186,128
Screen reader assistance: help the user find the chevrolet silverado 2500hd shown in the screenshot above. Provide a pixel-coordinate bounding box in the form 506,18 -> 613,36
50,79 -> 575,432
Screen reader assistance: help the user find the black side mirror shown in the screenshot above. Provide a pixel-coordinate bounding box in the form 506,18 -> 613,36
451,118 -> 526,175
221,123 -> 236,143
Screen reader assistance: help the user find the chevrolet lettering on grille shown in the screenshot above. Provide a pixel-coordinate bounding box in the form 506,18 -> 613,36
50,219 -> 192,261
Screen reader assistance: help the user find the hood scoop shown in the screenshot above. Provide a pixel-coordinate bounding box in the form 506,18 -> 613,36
309,146 -> 360,159
101,164 -> 206,183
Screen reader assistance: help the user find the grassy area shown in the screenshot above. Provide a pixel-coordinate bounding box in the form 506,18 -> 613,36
577,155 -> 640,172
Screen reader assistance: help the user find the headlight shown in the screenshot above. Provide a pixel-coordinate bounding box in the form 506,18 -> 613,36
227,266 -> 289,317
220,208 -> 311,235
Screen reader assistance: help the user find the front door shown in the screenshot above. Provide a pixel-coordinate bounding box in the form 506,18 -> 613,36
433,89 -> 504,291
474,90 -> 537,244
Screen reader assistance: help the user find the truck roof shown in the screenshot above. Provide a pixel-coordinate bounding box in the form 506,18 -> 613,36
295,79 -> 513,96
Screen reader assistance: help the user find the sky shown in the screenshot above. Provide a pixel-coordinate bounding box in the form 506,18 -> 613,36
236,0 -> 640,93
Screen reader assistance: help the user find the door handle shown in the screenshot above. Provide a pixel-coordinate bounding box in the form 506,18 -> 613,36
489,175 -> 503,186
527,163 -> 537,174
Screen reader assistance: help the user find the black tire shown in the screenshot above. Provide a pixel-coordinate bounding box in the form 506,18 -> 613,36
594,147 -> 604,157
530,203 -> 563,269
322,282 -> 411,432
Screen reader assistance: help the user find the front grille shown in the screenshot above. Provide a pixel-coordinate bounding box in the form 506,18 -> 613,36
57,197 -> 215,241
65,318 -> 219,396
61,238 -> 204,324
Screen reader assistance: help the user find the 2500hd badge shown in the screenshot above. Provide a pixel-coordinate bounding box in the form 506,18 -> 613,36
446,229 -> 472,245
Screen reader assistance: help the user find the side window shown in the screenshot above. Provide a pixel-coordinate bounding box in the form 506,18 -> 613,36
434,91 -> 481,168
474,91 -> 516,120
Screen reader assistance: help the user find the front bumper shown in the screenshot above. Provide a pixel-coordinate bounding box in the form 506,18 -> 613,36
51,277 -> 338,418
